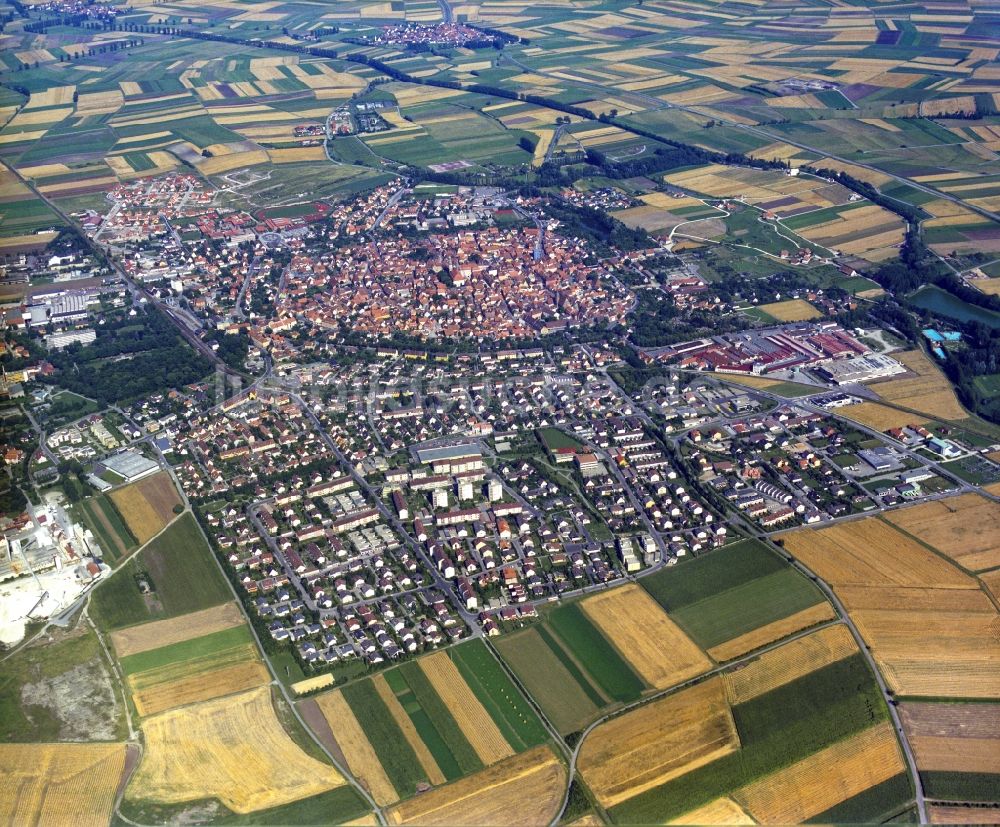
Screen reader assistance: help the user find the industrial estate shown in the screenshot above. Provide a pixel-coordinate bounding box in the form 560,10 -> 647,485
1,0 -> 999,825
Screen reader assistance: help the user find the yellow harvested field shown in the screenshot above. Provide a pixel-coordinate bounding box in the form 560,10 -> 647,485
420,651 -> 513,765
929,805 -> 1000,824
0,743 -> 128,827
851,610 -> 1000,698
901,702 -> 1000,774
315,691 -> 398,806
115,130 -> 173,146
76,90 -> 124,116
8,107 -> 72,126
0,231 -> 58,249
133,660 -> 271,717
813,158 -> 893,187
0,130 -> 46,145
758,299 -> 822,321
839,401 -> 927,431
640,192 -> 706,211
733,723 -> 905,823
581,584 -> 711,689
25,85 -> 75,107
531,128 -> 553,166
39,176 -> 117,196
724,624 -> 857,704
884,493 -> 1000,571
15,163 -> 69,179
197,150 -> 269,175
973,277 -> 1000,296
108,471 -> 182,544
578,678 -> 738,808
838,585 -> 995,613
871,349 -> 965,418
0,162 -> 30,197
718,374 -> 785,390
664,163 -> 852,214
291,673 -> 335,695
386,746 -> 565,827
372,674 -> 446,785
388,83 -> 466,106
707,602 -> 836,662
268,147 -> 327,163
111,602 -> 244,658
784,520 -> 999,698
343,816 -> 381,827
670,797 -> 756,825
981,568 -> 1000,603
128,686 -> 345,813
781,519 -> 977,589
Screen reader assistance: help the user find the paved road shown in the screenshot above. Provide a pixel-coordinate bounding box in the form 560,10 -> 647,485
234,254 -> 262,319
373,185 -> 408,230
758,526 -> 929,822
436,0 -> 453,23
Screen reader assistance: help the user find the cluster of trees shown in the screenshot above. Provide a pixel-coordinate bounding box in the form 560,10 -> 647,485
44,307 -> 212,406
941,323 -> 1000,421
204,332 -> 251,372
543,200 -> 652,254
626,290 -> 746,347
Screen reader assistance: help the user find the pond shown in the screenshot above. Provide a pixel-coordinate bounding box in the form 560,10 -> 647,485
909,285 -> 1000,330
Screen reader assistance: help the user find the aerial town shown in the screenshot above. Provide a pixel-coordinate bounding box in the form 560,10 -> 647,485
2,0 -> 1000,823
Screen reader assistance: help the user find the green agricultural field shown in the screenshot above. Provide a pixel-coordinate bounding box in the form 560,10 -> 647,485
642,539 -> 785,610
920,771 -> 1000,803
0,198 -> 64,236
121,785 -> 370,827
88,556 -> 159,631
643,539 -> 825,653
781,201 -> 869,233
547,603 -> 645,702
118,624 -> 253,677
670,567 -> 826,650
973,373 -> 1000,399
723,207 -> 807,256
138,513 -> 231,615
807,773 -> 914,824
494,626 -> 603,736
340,679 -> 428,797
90,513 -> 230,630
389,663 -> 482,779
75,493 -> 137,565
449,640 -> 548,751
609,655 -> 889,823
